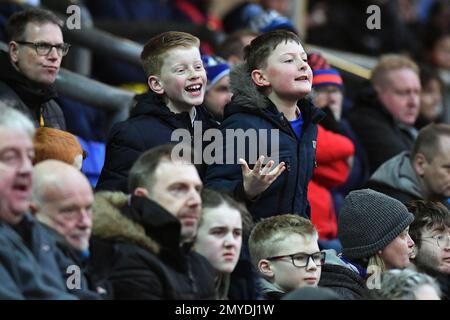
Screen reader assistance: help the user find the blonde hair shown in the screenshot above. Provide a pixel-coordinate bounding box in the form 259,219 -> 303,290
371,54 -> 419,88
248,214 -> 318,268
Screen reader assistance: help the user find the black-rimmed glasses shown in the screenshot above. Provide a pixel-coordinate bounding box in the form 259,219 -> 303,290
266,251 -> 326,268
422,234 -> 450,248
15,41 -> 70,56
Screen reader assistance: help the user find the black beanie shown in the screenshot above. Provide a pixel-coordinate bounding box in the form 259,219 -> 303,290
338,189 -> 414,260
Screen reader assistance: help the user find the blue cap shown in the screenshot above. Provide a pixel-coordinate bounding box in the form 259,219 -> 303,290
201,55 -> 231,91
250,10 -> 297,33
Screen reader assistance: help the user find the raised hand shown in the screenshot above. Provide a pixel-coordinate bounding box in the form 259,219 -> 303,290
240,155 -> 286,200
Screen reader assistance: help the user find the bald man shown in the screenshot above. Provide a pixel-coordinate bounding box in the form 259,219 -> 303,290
31,160 -> 102,299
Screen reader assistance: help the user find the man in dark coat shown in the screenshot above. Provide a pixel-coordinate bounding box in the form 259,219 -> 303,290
0,104 -> 76,299
0,8 -> 68,129
347,54 -> 421,174
90,144 -> 216,299
96,31 -> 217,193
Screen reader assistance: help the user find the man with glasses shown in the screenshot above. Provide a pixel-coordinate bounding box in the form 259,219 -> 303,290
248,214 -> 324,300
0,8 -> 69,129
408,200 -> 450,300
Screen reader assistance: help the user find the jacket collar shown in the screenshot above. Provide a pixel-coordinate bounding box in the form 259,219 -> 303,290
0,50 -> 57,106
92,192 -> 194,263
227,63 -> 325,127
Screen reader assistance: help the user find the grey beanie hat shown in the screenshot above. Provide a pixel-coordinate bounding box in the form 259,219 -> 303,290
338,189 -> 414,260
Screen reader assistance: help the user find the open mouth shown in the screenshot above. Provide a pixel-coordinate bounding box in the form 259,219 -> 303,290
185,84 -> 202,92
296,75 -> 309,81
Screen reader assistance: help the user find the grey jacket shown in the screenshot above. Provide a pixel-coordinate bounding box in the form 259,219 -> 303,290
0,214 -> 77,299
368,151 -> 422,201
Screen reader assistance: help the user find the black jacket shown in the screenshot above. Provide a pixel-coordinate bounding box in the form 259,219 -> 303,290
0,51 -> 66,129
96,91 -> 218,192
205,64 -> 324,220
319,263 -> 367,300
347,85 -> 416,174
90,192 -> 216,300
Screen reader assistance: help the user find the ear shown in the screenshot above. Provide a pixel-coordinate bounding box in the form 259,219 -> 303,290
133,187 -> 149,198
412,153 -> 427,177
29,202 -> 38,215
148,76 -> 164,94
251,69 -> 270,88
258,259 -> 274,278
9,41 -> 19,64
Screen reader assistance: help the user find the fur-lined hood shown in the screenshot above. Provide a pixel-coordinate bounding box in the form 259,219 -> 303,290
229,63 -> 269,110
92,192 -> 160,255
228,63 -> 323,124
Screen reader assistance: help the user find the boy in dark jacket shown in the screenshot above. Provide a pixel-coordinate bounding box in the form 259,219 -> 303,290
205,30 -> 323,220
96,31 -> 215,192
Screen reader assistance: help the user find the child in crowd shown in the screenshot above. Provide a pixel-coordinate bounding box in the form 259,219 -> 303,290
97,31 -> 216,192
194,189 -> 253,299
201,55 -> 232,122
249,214 -> 324,299
205,30 -> 323,220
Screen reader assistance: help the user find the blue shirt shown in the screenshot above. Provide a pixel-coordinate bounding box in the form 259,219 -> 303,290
290,114 -> 304,140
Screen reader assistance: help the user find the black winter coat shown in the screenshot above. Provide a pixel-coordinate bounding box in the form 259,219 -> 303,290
347,85 -> 416,174
0,51 -> 66,129
90,192 -> 216,300
318,263 -> 367,300
205,64 -> 324,220
96,91 -> 217,192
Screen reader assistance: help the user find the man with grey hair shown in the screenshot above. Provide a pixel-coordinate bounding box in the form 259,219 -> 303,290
31,160 -> 103,298
0,8 -> 68,129
0,103 -> 76,299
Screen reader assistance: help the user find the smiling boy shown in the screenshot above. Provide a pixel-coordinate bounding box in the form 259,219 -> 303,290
97,31 -> 217,192
205,30 -> 324,220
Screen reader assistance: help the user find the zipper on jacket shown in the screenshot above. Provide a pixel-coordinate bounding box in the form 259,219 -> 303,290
276,161 -> 291,213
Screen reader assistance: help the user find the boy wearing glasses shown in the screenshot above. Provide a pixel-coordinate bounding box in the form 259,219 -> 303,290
407,200 -> 450,299
249,214 -> 324,300
0,8 -> 69,129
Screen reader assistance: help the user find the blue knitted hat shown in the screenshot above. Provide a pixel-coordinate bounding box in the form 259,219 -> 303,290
201,55 -> 230,91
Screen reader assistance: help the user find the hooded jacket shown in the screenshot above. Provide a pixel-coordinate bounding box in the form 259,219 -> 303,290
347,84 -> 416,174
318,250 -> 367,300
89,192 -> 216,300
205,64 -> 324,220
368,151 -> 422,203
0,51 -> 66,129
96,91 -> 218,192
257,277 -> 285,300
